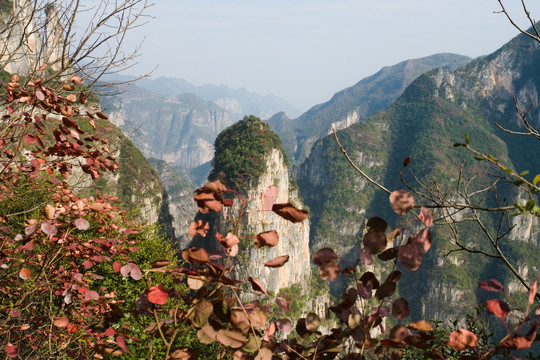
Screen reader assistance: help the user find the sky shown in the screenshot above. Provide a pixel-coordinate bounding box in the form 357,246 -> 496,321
111,0 -> 540,112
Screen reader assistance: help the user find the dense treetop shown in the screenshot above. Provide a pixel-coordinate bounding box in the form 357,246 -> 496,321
208,115 -> 288,194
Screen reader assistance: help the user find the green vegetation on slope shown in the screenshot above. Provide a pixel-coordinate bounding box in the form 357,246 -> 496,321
209,115 -> 288,194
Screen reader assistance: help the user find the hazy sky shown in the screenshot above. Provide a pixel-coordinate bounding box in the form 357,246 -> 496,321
116,0 -> 540,112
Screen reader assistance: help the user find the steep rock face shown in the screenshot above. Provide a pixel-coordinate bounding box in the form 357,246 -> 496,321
207,117 -> 312,295
101,90 -> 234,170
297,31 -> 540,321
230,149 -> 311,293
147,158 -> 197,243
268,53 -> 471,163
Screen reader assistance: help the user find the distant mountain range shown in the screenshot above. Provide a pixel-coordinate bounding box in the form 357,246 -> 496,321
268,53 -> 471,162
103,74 -> 301,119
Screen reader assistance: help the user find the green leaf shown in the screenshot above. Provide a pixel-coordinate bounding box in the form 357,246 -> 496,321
513,179 -> 525,187
453,143 -> 464,147
525,200 -> 535,212
488,155 -> 499,162
474,156 -> 485,161
533,174 -> 540,185
500,167 -> 513,174
464,133 -> 470,145
520,170 -> 530,176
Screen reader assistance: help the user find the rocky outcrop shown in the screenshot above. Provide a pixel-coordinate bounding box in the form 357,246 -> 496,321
102,90 -> 235,170
227,149 -> 311,294
148,158 -> 197,243
268,53 -> 471,162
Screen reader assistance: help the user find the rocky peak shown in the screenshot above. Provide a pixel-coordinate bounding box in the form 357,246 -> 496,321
208,116 -> 312,294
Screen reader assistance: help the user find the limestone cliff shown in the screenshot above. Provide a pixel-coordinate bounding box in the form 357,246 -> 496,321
101,89 -> 234,170
207,117 -> 312,295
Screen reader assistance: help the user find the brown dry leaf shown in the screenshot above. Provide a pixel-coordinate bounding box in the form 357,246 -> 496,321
305,312 -> 321,332
19,267 -> 32,280
264,255 -> 289,268
200,179 -> 227,194
272,203 -> 308,223
389,190 -> 415,216
363,231 -> 387,254
255,230 -> 279,248
249,308 -> 269,328
197,324 -> 217,344
313,248 -> 338,266
70,75 -> 83,84
447,329 -> 478,351
216,330 -> 247,349
230,310 -> 251,333
182,247 -> 210,264
53,316 -> 69,328
408,320 -> 434,332
187,276 -> 205,290
249,277 -> 268,295
318,260 -> 340,281
44,204 -> 55,219
254,348 -> 273,360
168,348 -> 199,360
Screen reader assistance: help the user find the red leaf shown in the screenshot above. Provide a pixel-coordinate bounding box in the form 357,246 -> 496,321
398,244 -> 422,271
116,335 -> 129,353
53,316 -> 69,328
19,267 -> 32,280
272,203 -> 308,223
389,190 -> 415,216
105,327 -> 115,337
8,309 -> 21,318
478,279 -> 505,293
529,280 -> 537,306
255,230 -> 279,248
263,185 -> 278,211
113,261 -> 122,273
264,255 -> 289,268
392,298 -> 410,319
448,329 -> 478,351
313,248 -> 338,266
83,260 -> 93,269
418,207 -> 433,227
147,285 -> 168,305
249,277 -> 268,295
409,229 -> 432,254
5,344 -> 18,358
188,220 -> 209,237
486,299 -> 510,319
41,222 -> 58,236
24,134 -> 37,144
85,291 -> 99,301
74,218 -> 90,230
